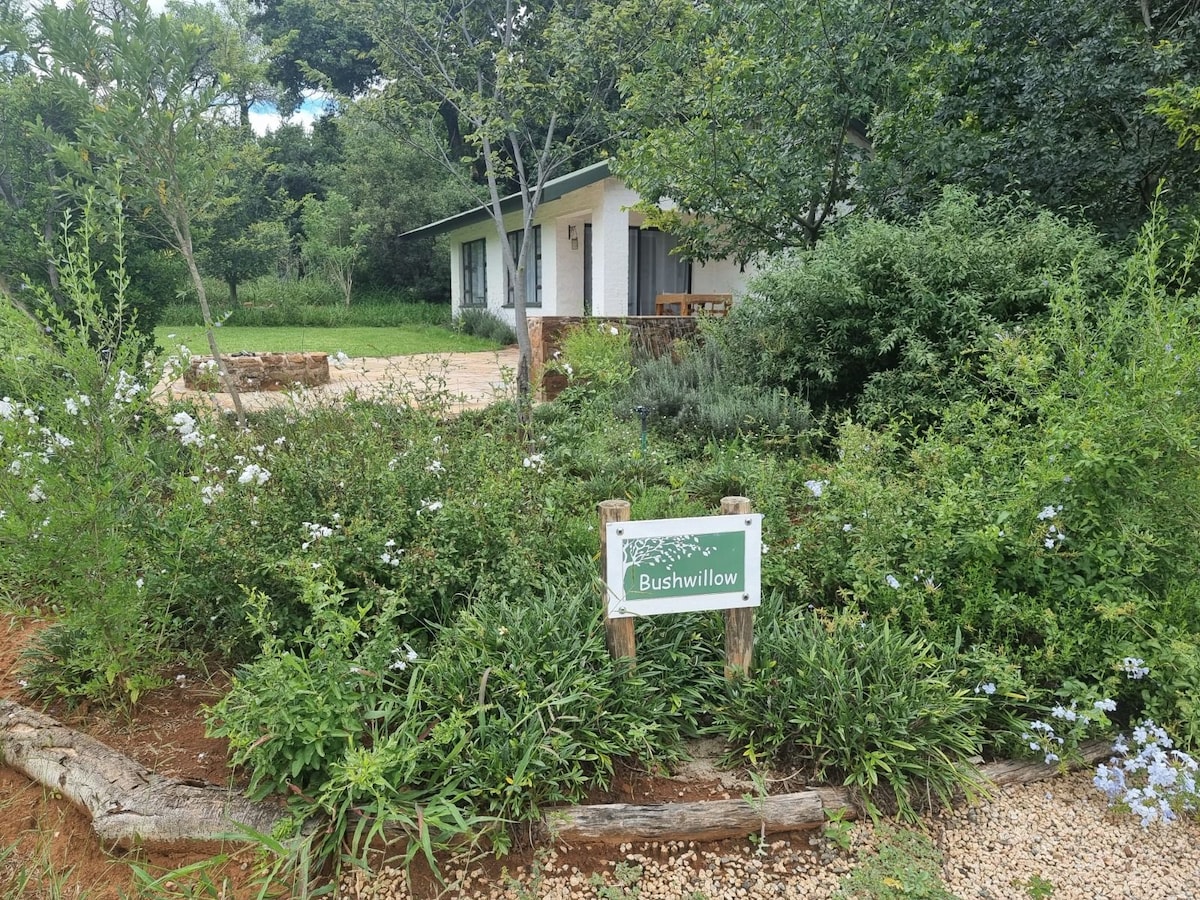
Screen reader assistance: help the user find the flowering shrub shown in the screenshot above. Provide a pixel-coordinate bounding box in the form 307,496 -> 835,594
0,202 -> 183,704
1094,721 -> 1199,826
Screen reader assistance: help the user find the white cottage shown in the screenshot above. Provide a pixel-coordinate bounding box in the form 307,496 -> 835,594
405,159 -> 753,323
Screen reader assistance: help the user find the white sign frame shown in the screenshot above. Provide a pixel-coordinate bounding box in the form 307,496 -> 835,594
605,513 -> 763,618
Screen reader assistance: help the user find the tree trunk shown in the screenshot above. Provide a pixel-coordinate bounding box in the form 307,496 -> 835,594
174,209 -> 247,427
0,700 -> 288,848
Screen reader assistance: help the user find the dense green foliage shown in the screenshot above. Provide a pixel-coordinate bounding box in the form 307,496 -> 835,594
6,0 -> 1200,881
618,0 -> 1200,253
871,0 -> 1200,238
6,203 -> 1200,850
617,0 -> 890,258
717,606 -> 983,819
722,191 -> 1116,425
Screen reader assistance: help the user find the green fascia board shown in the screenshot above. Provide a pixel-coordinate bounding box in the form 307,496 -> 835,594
401,159 -> 613,239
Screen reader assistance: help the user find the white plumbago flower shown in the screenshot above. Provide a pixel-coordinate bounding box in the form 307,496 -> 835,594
974,682 -> 997,695
273,436 -> 287,446
200,484 -> 224,505
609,325 -> 619,336
885,574 -> 901,590
1037,504 -> 1063,521
135,577 -> 144,590
64,396 -> 80,416
27,481 -> 46,503
380,548 -> 403,566
237,464 -> 270,486
522,453 -> 545,472
426,459 -> 445,475
420,499 -> 444,514
1122,657 -> 1151,679
804,479 -> 826,498
0,397 -> 14,420
390,643 -> 419,670
169,411 -> 206,448
113,369 -> 143,403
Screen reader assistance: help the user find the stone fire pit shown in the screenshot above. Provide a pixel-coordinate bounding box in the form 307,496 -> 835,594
183,352 -> 330,392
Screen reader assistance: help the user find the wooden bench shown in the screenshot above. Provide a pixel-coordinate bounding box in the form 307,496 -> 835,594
654,293 -> 732,317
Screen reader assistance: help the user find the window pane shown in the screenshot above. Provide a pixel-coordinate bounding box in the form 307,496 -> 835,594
462,239 -> 487,307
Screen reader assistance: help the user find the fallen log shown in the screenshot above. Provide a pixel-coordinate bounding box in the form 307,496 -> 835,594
540,740 -> 1114,845
0,699 -> 288,848
1,695 -> 1117,851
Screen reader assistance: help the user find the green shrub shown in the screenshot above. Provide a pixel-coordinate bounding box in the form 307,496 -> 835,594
715,606 -> 983,820
723,188 -> 1115,425
0,201 -> 183,705
453,307 -> 517,345
209,563 -> 690,852
770,209 -> 1200,749
629,334 -> 811,445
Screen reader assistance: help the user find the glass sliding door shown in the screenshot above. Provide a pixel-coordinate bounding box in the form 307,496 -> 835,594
628,228 -> 690,316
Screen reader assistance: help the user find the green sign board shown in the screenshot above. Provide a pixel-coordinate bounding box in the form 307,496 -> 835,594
605,514 -> 762,618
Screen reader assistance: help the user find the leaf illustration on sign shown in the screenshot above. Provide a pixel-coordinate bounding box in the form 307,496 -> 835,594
622,535 -> 704,575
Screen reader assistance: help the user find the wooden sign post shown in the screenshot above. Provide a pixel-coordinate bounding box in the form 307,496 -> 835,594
598,498 -> 635,661
599,496 -> 760,679
720,496 -> 755,678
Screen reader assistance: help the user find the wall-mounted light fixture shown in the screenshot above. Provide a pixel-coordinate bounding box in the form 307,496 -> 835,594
568,224 -> 579,249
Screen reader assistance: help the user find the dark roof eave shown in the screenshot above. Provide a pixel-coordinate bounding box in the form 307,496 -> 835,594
401,159 -> 613,239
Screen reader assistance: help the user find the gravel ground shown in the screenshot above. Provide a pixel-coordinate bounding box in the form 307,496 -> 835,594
341,770 -> 1200,899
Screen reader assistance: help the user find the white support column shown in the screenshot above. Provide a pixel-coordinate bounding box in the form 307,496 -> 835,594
591,186 -> 633,318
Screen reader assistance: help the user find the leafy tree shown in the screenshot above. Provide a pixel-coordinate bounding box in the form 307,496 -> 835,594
326,105 -> 478,298
617,0 -> 901,261
1,0 -> 180,332
195,133 -> 291,304
300,190 -> 367,305
869,0 -> 1200,237
17,0 -> 250,423
356,0 -> 680,397
1149,80 -> 1200,152
248,0 -> 379,110
260,119 -> 341,277
170,0 -> 278,131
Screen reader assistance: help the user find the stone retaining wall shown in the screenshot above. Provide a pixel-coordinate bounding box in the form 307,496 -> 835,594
183,352 -> 330,392
529,316 -> 699,401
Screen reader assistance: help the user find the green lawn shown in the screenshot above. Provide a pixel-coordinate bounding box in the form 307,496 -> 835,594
154,325 -> 503,358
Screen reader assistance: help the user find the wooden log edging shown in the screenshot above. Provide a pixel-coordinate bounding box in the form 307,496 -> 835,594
0,697 -> 1115,851
0,700 -> 289,848
540,740 -> 1114,845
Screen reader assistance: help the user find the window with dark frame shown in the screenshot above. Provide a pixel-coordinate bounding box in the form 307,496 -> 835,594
461,239 -> 487,307
504,226 -> 542,307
